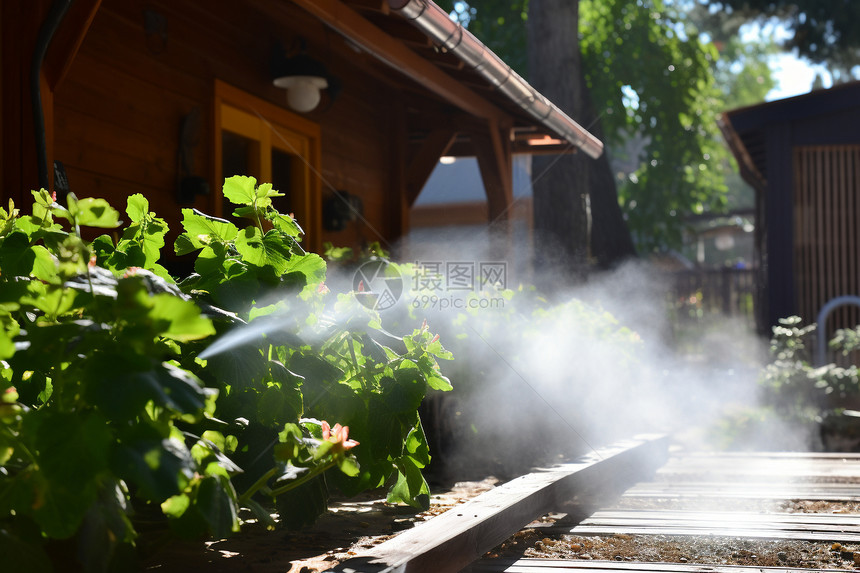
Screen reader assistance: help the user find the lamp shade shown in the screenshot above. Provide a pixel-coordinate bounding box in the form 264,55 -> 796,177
273,75 -> 328,113
271,46 -> 331,113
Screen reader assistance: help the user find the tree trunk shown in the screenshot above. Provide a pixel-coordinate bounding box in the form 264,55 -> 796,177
578,73 -> 638,268
528,0 -> 588,283
527,0 -> 636,280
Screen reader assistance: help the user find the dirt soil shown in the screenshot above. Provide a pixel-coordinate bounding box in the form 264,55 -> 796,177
140,478 -> 499,573
487,531 -> 860,570
482,497 -> 860,570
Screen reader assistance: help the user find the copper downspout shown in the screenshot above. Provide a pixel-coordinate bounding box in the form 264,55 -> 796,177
388,0 -> 603,159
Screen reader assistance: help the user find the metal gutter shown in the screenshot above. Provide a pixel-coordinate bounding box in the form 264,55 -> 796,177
388,0 -> 603,159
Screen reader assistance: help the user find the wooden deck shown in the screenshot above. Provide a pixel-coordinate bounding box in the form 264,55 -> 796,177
328,448 -> 860,573
327,435 -> 669,573
472,451 -> 860,573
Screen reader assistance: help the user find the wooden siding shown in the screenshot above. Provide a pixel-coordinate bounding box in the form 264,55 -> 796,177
794,145 -> 860,333
50,0 -> 399,258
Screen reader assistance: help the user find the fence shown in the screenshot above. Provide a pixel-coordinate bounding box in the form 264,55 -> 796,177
668,268 -> 758,336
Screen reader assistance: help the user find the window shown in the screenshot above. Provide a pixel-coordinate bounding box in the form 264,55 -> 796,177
214,80 -> 321,251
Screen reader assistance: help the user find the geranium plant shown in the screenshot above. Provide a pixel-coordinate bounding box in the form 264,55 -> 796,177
0,178 -> 451,571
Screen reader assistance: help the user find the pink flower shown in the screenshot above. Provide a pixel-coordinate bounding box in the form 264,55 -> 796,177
317,282 -> 330,294
50,191 -> 57,203
123,267 -> 141,277
88,254 -> 98,269
321,420 -> 359,451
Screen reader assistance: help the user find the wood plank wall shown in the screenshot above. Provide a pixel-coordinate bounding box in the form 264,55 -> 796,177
51,0 -> 398,259
793,145 -> 860,337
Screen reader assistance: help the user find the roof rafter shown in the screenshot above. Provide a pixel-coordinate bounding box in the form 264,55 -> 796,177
289,0 -> 510,123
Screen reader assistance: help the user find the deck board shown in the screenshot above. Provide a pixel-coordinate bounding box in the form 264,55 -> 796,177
326,435 -> 670,573
470,558 -> 851,572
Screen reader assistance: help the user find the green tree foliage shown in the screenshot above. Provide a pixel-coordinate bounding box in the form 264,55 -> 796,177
705,0 -> 860,74
443,0 -> 738,253
579,0 -> 730,252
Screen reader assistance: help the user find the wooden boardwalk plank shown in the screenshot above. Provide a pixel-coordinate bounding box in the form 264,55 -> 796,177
623,481 -> 860,500
470,557 -> 851,572
585,509 -> 860,525
327,435 -> 670,573
653,454 -> 860,479
566,508 -> 860,542
565,526 -> 860,542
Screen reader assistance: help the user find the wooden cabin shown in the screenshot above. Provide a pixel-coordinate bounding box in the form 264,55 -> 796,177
2,0 -> 601,269
720,81 -> 860,334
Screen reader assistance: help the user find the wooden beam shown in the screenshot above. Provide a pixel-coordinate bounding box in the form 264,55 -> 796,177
471,121 -> 513,224
43,0 -> 102,90
343,0 -> 390,14
405,126 -> 456,206
287,0 -> 510,123
328,435 -> 669,573
388,93 -> 410,240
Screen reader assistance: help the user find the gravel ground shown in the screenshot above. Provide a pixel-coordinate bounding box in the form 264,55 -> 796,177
488,531 -> 860,570
482,470 -> 860,570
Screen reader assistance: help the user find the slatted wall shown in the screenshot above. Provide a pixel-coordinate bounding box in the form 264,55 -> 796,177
793,146 -> 860,337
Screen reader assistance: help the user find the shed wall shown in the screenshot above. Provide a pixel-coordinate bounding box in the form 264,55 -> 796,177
51,0 -> 398,257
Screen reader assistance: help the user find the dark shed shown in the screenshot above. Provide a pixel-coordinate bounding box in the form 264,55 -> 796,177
720,81 -> 860,333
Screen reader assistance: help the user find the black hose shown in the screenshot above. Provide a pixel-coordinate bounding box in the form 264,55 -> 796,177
31,0 -> 74,192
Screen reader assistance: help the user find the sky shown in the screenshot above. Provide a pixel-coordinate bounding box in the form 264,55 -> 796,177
741,21 -> 836,102
766,51 -> 832,101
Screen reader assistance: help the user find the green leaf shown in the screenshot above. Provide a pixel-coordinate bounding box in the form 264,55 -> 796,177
192,475 -> 240,538
336,455 -> 360,477
31,412 -> 111,537
72,197 -> 121,228
0,528 -> 52,573
405,422 -> 431,467
368,395 -> 404,459
149,293 -> 216,342
385,365 -> 426,413
0,329 -> 14,360
257,384 -> 300,427
255,182 -> 284,202
274,476 -> 328,530
126,194 -> 149,223
270,213 -> 303,237
35,412 -> 111,489
76,482 -> 137,572
161,493 -> 190,518
30,245 -> 58,283
20,283 -> 78,319
388,456 -> 430,510
110,435 -> 194,502
91,360 -> 210,421
222,175 -> 258,206
176,209 -> 238,254
284,252 -> 326,286
235,227 -> 292,273
418,355 -> 453,391
0,232 -> 35,276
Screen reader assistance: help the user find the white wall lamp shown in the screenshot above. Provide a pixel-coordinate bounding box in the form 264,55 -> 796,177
271,40 -> 337,113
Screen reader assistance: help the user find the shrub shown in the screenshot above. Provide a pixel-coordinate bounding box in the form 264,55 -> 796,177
0,179 -> 451,571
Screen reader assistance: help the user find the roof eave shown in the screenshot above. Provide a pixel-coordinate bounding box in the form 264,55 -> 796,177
388,0 -> 603,159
